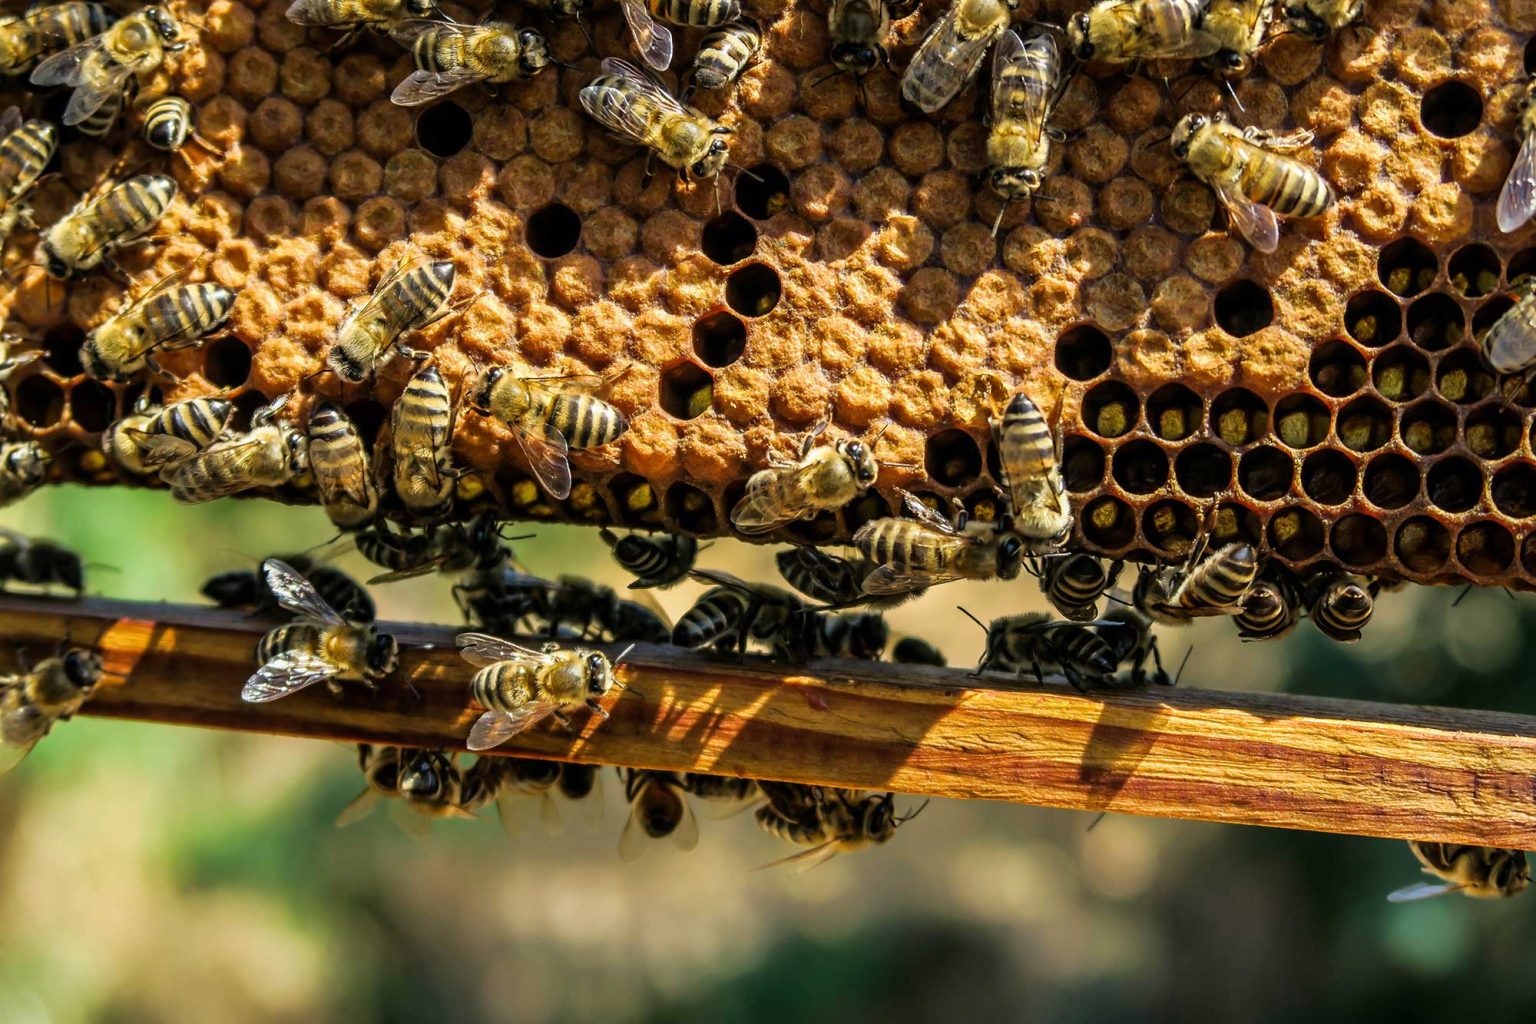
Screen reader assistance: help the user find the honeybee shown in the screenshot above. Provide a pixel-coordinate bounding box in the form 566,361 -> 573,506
1388,842 -> 1529,903
0,111 -> 56,247
1234,568 -> 1300,641
1094,607 -> 1175,687
730,423 -> 879,535
203,554 -> 375,622
994,392 -> 1072,551
469,366 -> 629,501
541,575 -> 671,644
619,769 -> 699,859
334,743 -> 405,827
779,607 -> 890,661
1065,0 -> 1214,63
362,515 -> 516,584
0,441 -> 51,507
327,255 -> 456,384
286,0 -> 436,45
1033,552 -> 1122,621
853,491 -> 1025,595
0,645 -> 102,774
0,531 -> 82,595
673,569 -> 802,656
80,271 -> 236,381
774,546 -> 915,612
1280,0 -> 1363,40
166,397 -> 308,504
967,609 -> 1120,689
103,394 -> 233,475
757,785 -> 924,870
900,0 -> 1017,115
1307,571 -> 1372,643
74,87 -> 121,137
1199,0 -> 1272,76
579,58 -> 734,182
1501,84 -> 1536,234
244,558 -> 399,703
389,362 -> 457,519
0,333 -> 40,424
1480,278 -> 1536,376
389,20 -> 550,107
825,0 -> 904,77
0,3 -> 117,77
42,173 -> 177,280
1171,113 -> 1335,255
683,771 -> 757,803
1134,541 -> 1258,624
141,95 -> 213,154
308,402 -> 378,530
456,632 -> 630,750
29,6 -> 185,128
396,748 -> 475,823
688,18 -> 760,95
619,0 -> 740,72
599,528 -> 697,589
985,31 -> 1060,232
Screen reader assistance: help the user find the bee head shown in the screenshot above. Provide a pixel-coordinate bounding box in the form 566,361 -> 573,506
831,42 -> 879,75
400,751 -> 446,798
41,241 -> 69,280
1208,50 -> 1249,77
1282,4 -> 1330,39
471,367 -> 502,412
285,428 -> 308,473
1496,852 -> 1530,896
584,651 -> 612,694
55,551 -> 84,593
838,438 -> 878,487
1066,12 -> 1092,60
61,647 -> 102,692
368,632 -> 399,675
995,532 -> 1025,580
1169,114 -> 1204,159
988,167 -> 1041,202
855,792 -> 896,838
517,29 -> 552,76
404,0 -> 435,14
144,6 -> 180,41
691,129 -> 733,179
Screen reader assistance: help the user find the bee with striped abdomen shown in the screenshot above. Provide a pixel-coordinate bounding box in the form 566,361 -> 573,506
1033,552 -> 1122,621
1479,278 -> 1536,377
986,31 -> 1060,233
900,0 -> 1017,115
1134,541 -> 1259,625
0,644 -> 102,774
620,769 -> 699,859
103,394 -> 232,475
327,255 -> 456,384
456,632 -> 630,750
470,365 -> 629,501
1199,0 -> 1273,77
0,441 -> 50,507
1281,0 -> 1364,41
1171,113 -> 1334,255
389,362 -> 457,519
0,110 -> 56,247
73,88 -> 121,137
673,569 -> 802,656
42,173 -> 177,280
757,785 -> 924,870
1234,568 -> 1301,641
166,397 -> 307,504
825,0 -> 908,77
140,95 -> 214,155
0,2 -> 116,77
619,0 -> 741,71
1094,607 -> 1173,687
774,546 -> 915,610
287,0 -> 436,46
994,392 -> 1072,552
203,554 -> 374,621
684,771 -> 757,804
30,6 -> 185,129
244,558 -> 398,703
579,58 -> 734,182
362,514 -> 514,584
599,528 -> 697,589
730,421 -> 880,535
688,18 -> 760,95
967,609 -> 1121,690
80,269 -> 236,382
334,743 -> 405,827
777,607 -> 890,662
1389,842 -> 1529,903
0,531 -> 83,596
1307,571 -> 1372,643
308,402 -> 378,530
0,333 -> 39,425
389,20 -> 550,106
853,491 -> 1026,595
1065,0 -> 1214,63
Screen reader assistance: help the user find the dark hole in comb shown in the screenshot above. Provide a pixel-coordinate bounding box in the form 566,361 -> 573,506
416,100 -> 473,158
526,203 -> 582,259
1054,325 -> 1112,381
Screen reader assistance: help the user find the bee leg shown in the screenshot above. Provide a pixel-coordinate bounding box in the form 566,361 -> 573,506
641,153 -> 657,190
553,709 -> 574,731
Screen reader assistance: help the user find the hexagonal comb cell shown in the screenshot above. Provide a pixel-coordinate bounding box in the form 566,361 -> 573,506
1458,522 -> 1515,576
1370,346 -> 1430,401
14,375 -> 64,429
659,362 -> 714,420
1331,514 -> 1387,569
1401,401 -> 1458,456
1362,454 -> 1418,510
1238,445 -> 1293,501
1174,444 -> 1231,498
1111,440 -> 1170,495
1061,436 -> 1106,493
693,311 -> 747,368
1448,244 -> 1501,298
1272,394 -> 1329,450
1396,517 -> 1451,574
527,204 -> 582,260
1081,496 -> 1135,550
1301,449 -> 1355,505
1082,381 -> 1139,439
416,101 -> 472,157
724,264 -> 781,318
1308,341 -> 1366,398
924,429 -> 981,487
1434,349 -> 1494,404
1268,508 -> 1324,561
41,324 -> 84,377
203,338 -> 252,390
735,164 -> 790,220
700,212 -> 757,266
1405,293 -> 1464,351
1345,290 -> 1403,347
1054,325 -> 1112,382
1146,384 -> 1201,442
1426,456 -> 1483,514
1210,389 -> 1268,446
665,482 -> 718,534
1213,280 -> 1273,338
1419,80 -> 1483,139
68,381 -> 115,433
1491,463 -> 1536,518
1142,500 -> 1199,555
1378,238 -> 1438,298
1464,405 -> 1522,460
1335,396 -> 1391,453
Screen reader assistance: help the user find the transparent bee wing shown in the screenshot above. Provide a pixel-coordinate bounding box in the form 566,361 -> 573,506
455,630 -> 554,667
166,438 -> 267,502
618,0 -> 674,71
565,773 -> 606,830
1213,177 -> 1279,254
58,57 -> 131,126
263,558 -> 347,625
365,558 -> 444,585
521,373 -> 608,395
992,31 -> 1055,150
729,473 -> 801,534
898,490 -> 957,533
1499,131 -> 1536,233
618,803 -> 650,861
494,787 -> 562,837
390,800 -> 434,839
334,787 -> 381,827
392,68 -> 485,106
860,564 -> 959,595
512,425 -> 572,501
670,792 -> 700,851
0,106 -> 21,137
902,6 -> 993,114
1386,881 -> 1464,903
0,738 -> 36,777
286,0 -> 348,26
241,650 -> 339,703
29,39 -> 93,86
757,840 -> 841,872
387,17 -> 457,46
466,704 -> 558,750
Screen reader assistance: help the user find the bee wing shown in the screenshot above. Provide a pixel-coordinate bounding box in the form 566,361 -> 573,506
903,6 -> 993,114
495,787 -> 562,838
1212,177 -> 1279,254
618,0 -> 674,71
1499,130 -> 1536,233
512,425 -> 572,501
165,438 -> 269,502
387,17 -> 455,45
0,737 -> 37,777
522,373 -> 608,395
756,840 -> 841,873
392,68 -> 485,107
455,630 -> 553,667
1386,881 -> 1465,903
127,431 -> 199,470
29,38 -> 96,86
991,31 -> 1055,148
898,489 -> 957,533
241,650 -> 339,703
466,704 -> 558,751
286,0 -> 351,26
0,106 -> 20,137
729,471 -> 802,534
334,787 -> 382,828
264,558 -> 347,625
860,564 -> 956,595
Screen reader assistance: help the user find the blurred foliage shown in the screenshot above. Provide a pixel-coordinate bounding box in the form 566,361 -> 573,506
0,485 -> 1532,1023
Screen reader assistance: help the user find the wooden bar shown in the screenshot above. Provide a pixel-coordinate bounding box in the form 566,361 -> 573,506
2,594 -> 1534,846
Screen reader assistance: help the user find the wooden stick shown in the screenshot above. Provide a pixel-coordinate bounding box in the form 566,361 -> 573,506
3,594 -> 1534,847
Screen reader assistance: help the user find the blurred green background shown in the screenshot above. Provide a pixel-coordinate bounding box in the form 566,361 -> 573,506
0,484 -> 1533,1023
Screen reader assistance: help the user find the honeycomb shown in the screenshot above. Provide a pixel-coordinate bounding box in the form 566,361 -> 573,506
1,0 -> 1534,587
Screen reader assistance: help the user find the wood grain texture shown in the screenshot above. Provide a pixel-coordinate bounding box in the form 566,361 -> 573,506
3,594 -> 1535,846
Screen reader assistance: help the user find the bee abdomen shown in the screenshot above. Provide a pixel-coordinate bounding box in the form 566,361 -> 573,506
75,90 -> 123,138
651,0 -> 738,28
547,394 -> 627,449
672,588 -> 748,648
257,623 -> 321,663
755,804 -> 823,845
471,662 -> 533,712
693,19 -> 760,88
148,283 -> 237,346
142,95 -> 193,150
412,28 -> 466,72
101,174 -> 177,237
855,520 -> 946,572
381,260 -> 455,330
1176,544 -> 1258,610
151,396 -> 233,449
1309,574 -> 1372,642
1244,155 -> 1334,218
0,120 -> 57,187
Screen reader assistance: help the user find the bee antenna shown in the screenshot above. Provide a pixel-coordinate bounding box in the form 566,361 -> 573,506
956,606 -> 988,633
1084,810 -> 1108,832
897,798 -> 930,823
1170,645 -> 1192,687
1224,79 -> 1246,114
991,200 -> 1009,238
576,16 -> 594,48
810,66 -> 846,89
614,642 -> 637,664
727,164 -> 763,183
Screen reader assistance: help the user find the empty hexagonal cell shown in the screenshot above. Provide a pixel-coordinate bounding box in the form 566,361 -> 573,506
1061,435 -> 1106,492
1146,383 -> 1201,441
1400,400 -> 1457,455
724,263 -> 781,318
666,481 -> 718,533
1426,455 -> 1483,513
1081,495 -> 1135,549
736,163 -> 790,220
1361,453 -> 1418,510
962,488 -> 1007,527
1213,279 -> 1273,338
1448,244 -> 1501,298
1434,348 -> 1494,404
41,324 -> 84,377
1419,80 -> 1483,139
1465,404 -> 1522,459
693,311 -> 747,368
1457,521 -> 1515,576
925,428 -> 982,486
1271,393 -> 1329,449
658,361 -> 714,420
1370,345 -> 1430,401
416,101 -> 472,157
68,379 -> 114,432
1491,462 -> 1536,517
700,211 -> 757,266
1081,380 -> 1139,439
1237,445 -> 1293,500
1330,514 -> 1387,568
203,337 -> 252,390
1174,444 -> 1231,498
1307,340 -> 1366,398
1396,517 -> 1451,573
1378,238 -> 1438,298
610,472 -> 662,525
1509,248 -> 1536,285
13,374 -> 63,428
1209,388 -> 1268,445
526,203 -> 582,259
228,390 -> 269,432
1300,448 -> 1355,504
1142,499 -> 1199,555
842,490 -> 892,533
1111,439 -> 1170,494
1054,325 -> 1112,381
1267,507 -> 1324,560
1405,292 -> 1464,351
343,399 -> 388,448
1211,502 -> 1261,547
1345,290 -> 1403,346
1335,395 -> 1391,452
